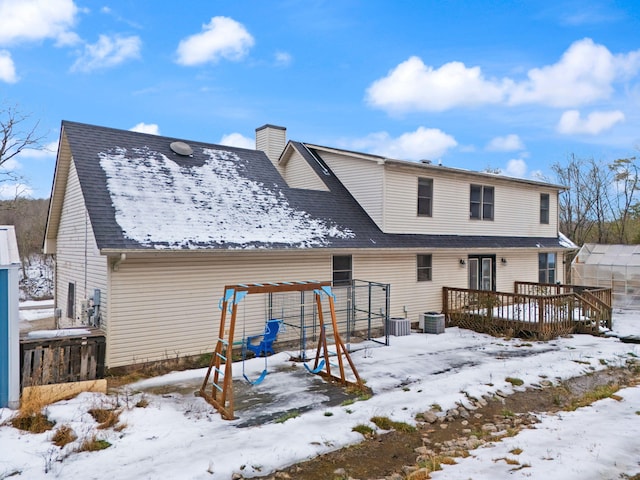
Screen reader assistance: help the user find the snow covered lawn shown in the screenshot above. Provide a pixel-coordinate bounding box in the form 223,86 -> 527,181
1,310 -> 639,480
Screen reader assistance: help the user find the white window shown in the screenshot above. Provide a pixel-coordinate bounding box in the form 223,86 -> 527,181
470,184 -> 494,220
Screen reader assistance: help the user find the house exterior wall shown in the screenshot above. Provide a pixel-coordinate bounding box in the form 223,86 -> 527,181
55,160 -> 108,327
353,248 -> 562,325
320,152 -> 385,229
317,149 -> 559,237
102,247 -> 563,368
383,165 -> 559,236
106,252 -> 331,367
280,149 -> 329,191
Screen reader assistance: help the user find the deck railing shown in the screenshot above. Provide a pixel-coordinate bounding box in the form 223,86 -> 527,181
514,281 -> 612,330
443,282 -> 612,339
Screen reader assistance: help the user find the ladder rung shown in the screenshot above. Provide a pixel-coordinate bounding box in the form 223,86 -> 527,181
214,367 -> 225,377
217,338 -> 229,346
211,381 -> 223,392
216,352 -> 227,362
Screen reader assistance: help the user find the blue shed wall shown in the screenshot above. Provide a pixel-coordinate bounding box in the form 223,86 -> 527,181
0,268 -> 9,406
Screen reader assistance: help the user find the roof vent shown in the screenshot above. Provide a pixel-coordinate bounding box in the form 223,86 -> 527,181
170,141 -> 193,156
420,159 -> 431,164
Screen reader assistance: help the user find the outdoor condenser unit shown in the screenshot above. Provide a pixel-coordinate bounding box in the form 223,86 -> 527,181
422,312 -> 445,334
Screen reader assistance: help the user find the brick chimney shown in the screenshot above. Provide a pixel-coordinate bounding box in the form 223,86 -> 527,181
255,124 -> 286,166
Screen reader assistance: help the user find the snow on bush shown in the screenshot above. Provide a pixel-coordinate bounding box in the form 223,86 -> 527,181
19,254 -> 54,301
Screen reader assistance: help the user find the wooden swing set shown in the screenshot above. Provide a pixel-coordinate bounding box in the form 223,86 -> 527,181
199,280 -> 368,420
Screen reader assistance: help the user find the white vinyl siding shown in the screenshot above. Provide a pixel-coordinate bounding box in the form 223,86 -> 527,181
102,247 -> 563,367
383,167 -> 559,237
106,253 -> 331,367
321,152 -> 385,229
256,125 -> 286,166
353,252 -> 463,323
55,160 -> 108,327
280,149 -> 329,191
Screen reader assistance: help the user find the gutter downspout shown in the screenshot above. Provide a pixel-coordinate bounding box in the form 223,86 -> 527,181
112,253 -> 127,272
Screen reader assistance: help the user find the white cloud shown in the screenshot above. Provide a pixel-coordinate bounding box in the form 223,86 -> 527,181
509,38 -> 640,107
349,127 -> 457,161
0,182 -> 33,199
366,56 -> 508,113
71,34 -> 141,72
0,157 -> 21,171
0,49 -> 17,83
504,158 -> 528,178
176,16 -> 254,66
220,133 -> 254,149
366,39 -> 640,114
0,0 -> 79,46
17,140 -> 59,160
274,51 -> 292,67
130,123 -> 160,135
557,109 -> 625,135
486,134 -> 524,152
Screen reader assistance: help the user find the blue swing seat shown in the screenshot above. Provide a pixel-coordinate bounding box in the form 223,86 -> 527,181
246,319 -> 281,357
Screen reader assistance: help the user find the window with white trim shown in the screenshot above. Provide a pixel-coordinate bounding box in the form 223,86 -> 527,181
332,255 -> 352,286
470,184 -> 494,220
540,193 -> 550,224
417,177 -> 433,217
417,254 -> 432,281
538,252 -> 556,284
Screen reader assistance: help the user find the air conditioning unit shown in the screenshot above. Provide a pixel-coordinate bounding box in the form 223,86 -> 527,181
422,312 -> 445,334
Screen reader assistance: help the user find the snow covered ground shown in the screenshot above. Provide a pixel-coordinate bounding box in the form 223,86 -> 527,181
2,309 -> 639,480
18,299 -> 55,334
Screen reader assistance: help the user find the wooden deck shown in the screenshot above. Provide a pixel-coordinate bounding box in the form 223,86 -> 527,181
443,282 -> 612,340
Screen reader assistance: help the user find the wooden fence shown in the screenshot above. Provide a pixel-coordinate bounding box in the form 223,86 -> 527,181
20,331 -> 106,388
443,282 -> 612,339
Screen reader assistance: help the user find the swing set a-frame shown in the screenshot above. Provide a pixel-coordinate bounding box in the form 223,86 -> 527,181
199,280 -> 368,420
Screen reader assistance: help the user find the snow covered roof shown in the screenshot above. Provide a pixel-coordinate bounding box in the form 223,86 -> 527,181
0,225 -> 20,267
558,232 -> 578,249
53,121 -> 573,252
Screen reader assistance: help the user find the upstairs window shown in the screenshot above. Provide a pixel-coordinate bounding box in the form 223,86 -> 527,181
540,193 -> 550,224
332,255 -> 352,286
417,177 -> 433,217
538,252 -> 556,284
470,184 -> 494,220
417,254 -> 432,281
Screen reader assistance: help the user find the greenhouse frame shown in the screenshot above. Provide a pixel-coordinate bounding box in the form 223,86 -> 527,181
572,243 -> 640,309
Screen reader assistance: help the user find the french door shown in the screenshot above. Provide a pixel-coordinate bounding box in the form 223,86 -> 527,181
468,255 -> 496,291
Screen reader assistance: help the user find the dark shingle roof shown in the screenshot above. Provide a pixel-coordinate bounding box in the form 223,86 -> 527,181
58,121 -> 571,252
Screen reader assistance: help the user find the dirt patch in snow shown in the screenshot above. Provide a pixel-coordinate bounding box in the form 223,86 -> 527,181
253,364 -> 640,480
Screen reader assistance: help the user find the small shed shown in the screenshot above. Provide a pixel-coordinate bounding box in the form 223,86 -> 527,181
0,225 -> 20,408
572,243 -> 640,309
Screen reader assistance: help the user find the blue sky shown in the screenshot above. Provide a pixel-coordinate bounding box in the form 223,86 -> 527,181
1,0 -> 639,199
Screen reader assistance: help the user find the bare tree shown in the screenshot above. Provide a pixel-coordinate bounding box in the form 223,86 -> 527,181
553,153 -> 640,246
0,103 -> 46,197
586,158 -> 612,243
606,156 -> 639,243
552,154 -> 599,245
